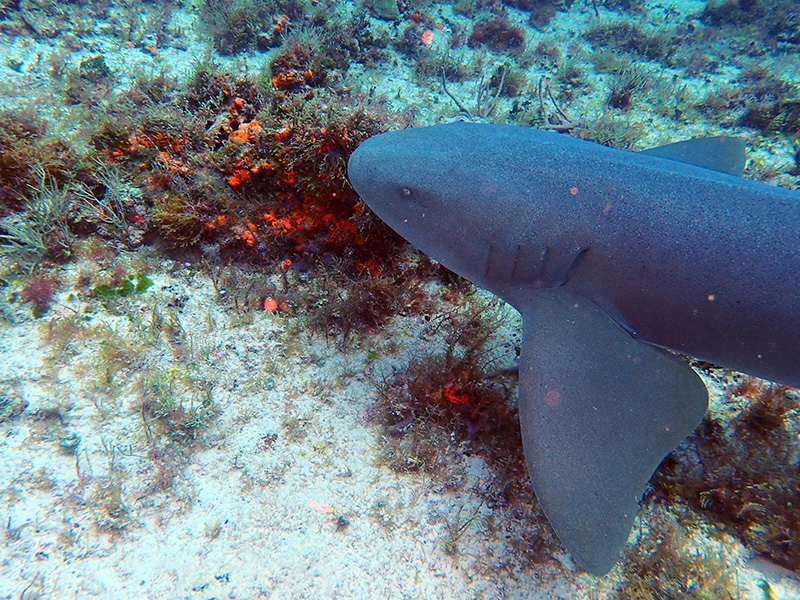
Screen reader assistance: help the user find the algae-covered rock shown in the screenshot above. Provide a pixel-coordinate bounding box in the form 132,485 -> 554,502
369,0 -> 400,20
58,430 -> 81,454
0,394 -> 27,423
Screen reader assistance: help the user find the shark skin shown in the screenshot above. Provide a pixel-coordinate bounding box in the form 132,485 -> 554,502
347,121 -> 800,575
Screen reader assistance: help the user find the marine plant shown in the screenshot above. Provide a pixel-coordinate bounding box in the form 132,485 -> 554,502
141,367 -> 216,442
19,273 -> 60,317
651,377 -> 800,572
552,55 -> 586,101
198,0 -> 270,55
310,275 -> 408,342
307,254 -> 448,343
0,109 -> 73,215
583,21 -> 669,62
86,472 -> 131,532
0,164 -> 79,273
91,272 -> 153,302
270,33 -> 329,89
616,509 -> 735,600
699,0 -> 800,52
0,393 -> 28,424
365,299 -> 569,570
580,113 -> 644,149
439,499 -> 487,556
526,3 -> 559,30
63,54 -> 116,106
78,165 -> 143,249
693,64 -> 800,139
468,17 -> 527,55
442,65 -> 512,120
607,64 -> 653,110
739,100 -> 800,136
368,304 -> 519,477
90,59 -> 411,279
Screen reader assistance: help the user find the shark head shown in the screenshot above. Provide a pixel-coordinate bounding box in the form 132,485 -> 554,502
348,125 -> 513,289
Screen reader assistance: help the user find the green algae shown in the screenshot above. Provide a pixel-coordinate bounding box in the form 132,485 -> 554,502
92,273 -> 152,300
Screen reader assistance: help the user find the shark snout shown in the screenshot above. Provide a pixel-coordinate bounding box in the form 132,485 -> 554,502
348,134 -> 398,210
347,139 -> 384,202
347,143 -> 369,196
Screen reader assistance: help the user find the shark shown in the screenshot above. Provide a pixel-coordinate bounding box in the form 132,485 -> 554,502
347,121 -> 800,576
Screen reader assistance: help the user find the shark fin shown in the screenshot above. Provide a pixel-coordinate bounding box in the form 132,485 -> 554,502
517,290 -> 708,575
640,136 -> 747,176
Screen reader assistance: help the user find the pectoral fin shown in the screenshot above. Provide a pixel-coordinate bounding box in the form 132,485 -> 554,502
518,291 -> 708,575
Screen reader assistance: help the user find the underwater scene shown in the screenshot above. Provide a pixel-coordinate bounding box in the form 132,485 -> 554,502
0,0 -> 799,597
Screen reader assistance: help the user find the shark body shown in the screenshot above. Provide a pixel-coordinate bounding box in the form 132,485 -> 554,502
347,122 -> 800,575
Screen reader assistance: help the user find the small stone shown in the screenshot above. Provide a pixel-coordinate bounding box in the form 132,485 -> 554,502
369,0 -> 400,20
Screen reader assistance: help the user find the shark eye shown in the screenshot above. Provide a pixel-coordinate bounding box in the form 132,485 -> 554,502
398,185 -> 426,206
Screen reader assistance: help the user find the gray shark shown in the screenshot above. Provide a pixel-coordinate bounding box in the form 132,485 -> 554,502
347,122 -> 800,575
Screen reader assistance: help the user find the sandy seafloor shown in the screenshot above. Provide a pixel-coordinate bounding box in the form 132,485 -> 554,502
0,0 -> 800,598
7,266 -> 799,600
